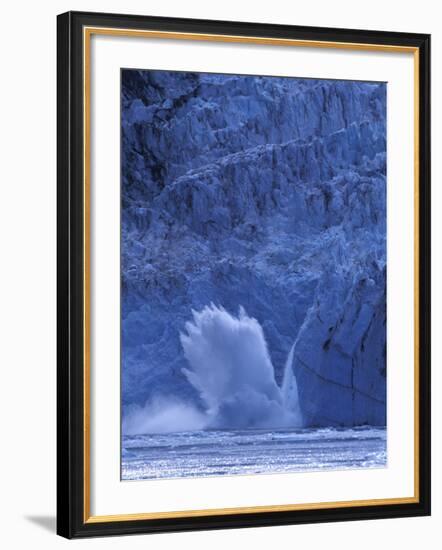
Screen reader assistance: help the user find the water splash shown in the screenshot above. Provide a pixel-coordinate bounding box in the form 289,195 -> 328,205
123,304 -> 303,434
281,344 -> 303,424
122,397 -> 207,435
181,304 -> 302,430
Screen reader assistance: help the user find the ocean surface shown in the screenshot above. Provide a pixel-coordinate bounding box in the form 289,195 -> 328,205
121,426 -> 386,481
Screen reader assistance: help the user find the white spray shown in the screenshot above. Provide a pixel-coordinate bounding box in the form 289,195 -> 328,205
181,304 -> 302,430
124,304 -> 303,434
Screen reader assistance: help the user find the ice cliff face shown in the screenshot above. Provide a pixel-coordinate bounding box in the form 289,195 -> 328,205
121,69 -> 386,428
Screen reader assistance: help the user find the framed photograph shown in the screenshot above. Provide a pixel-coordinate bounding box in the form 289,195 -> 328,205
57,11 -> 431,538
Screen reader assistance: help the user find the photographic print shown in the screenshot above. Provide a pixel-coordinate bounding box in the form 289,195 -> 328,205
120,68 -> 387,481
57,13 -> 430,537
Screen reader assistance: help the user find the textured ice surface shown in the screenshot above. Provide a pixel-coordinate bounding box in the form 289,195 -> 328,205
121,427 -> 387,480
121,70 -> 387,431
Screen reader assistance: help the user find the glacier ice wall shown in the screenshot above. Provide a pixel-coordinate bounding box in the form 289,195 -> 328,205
121,69 -> 386,430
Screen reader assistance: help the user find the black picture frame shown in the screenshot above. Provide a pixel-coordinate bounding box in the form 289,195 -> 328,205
57,10 -> 431,539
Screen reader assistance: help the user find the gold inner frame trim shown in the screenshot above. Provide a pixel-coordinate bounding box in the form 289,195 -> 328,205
83,26 -> 420,524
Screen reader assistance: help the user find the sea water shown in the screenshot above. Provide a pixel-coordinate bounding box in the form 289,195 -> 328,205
121,426 -> 386,481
